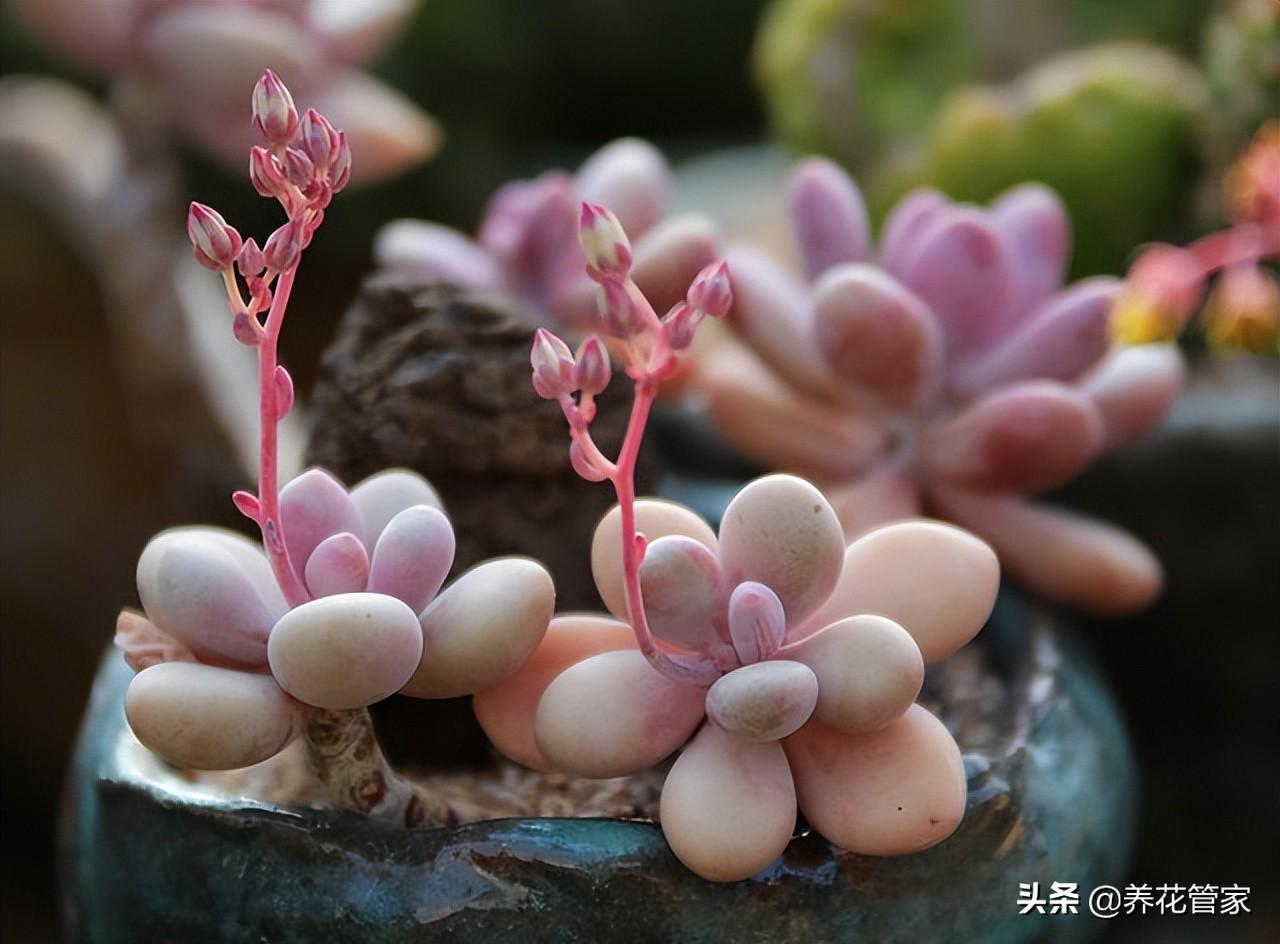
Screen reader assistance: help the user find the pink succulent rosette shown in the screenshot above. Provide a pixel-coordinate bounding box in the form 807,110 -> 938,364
692,158 -> 1186,616
118,468 -> 553,770
10,0 -> 437,184
375,138 -> 721,332
477,473 -> 999,882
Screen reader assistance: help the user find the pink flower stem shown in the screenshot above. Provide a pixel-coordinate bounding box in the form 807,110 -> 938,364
608,376 -> 718,688
1185,222 -> 1280,277
256,264 -> 309,608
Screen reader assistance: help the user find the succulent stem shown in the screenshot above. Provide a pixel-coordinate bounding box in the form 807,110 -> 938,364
301,707 -> 445,827
256,264 -> 309,607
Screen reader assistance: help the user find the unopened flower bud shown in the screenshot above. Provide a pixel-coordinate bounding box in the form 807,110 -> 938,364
574,335 -> 612,396
282,148 -> 315,188
569,441 -> 608,482
251,69 -> 299,147
597,277 -> 646,338
578,201 -> 632,282
232,310 -> 263,346
187,203 -> 242,270
530,327 -> 577,399
237,238 -> 265,277
249,146 -> 291,201
1203,265 -> 1280,353
262,219 -> 304,271
329,131 -> 352,192
661,302 -> 702,350
686,260 -> 733,317
299,108 -> 340,172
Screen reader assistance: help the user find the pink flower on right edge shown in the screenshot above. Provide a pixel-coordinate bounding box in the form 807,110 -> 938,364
690,158 -> 1185,616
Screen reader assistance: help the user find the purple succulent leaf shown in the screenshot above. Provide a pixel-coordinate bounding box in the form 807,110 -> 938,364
630,214 -> 721,317
478,172 -> 577,296
897,207 -> 1017,359
279,469 -> 364,586
638,535 -> 727,655
368,505 -> 456,614
373,220 -> 501,288
788,157 -> 871,279
812,263 -> 943,409
920,381 -> 1105,495
953,277 -> 1120,395
723,245 -> 841,403
880,188 -> 948,277
726,581 -> 787,666
304,531 -> 370,598
991,183 -> 1072,317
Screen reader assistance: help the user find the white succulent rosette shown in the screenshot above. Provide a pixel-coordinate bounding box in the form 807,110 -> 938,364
477,474 -> 1000,882
118,468 -> 554,771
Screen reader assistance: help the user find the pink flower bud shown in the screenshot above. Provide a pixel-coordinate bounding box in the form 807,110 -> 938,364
686,260 -> 733,317
282,148 -> 315,188
661,302 -> 702,350
237,238 -> 265,277
187,203 -> 242,270
329,131 -> 352,192
251,69 -> 299,147
249,146 -> 291,201
262,219 -> 304,271
530,327 -> 577,399
299,108 -> 340,172
597,276 -> 646,338
578,201 -> 632,282
728,581 -> 786,666
274,365 -> 295,418
569,441 -> 608,482
574,335 -> 612,396
232,310 -> 263,346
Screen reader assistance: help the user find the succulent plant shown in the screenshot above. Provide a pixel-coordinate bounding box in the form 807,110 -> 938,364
478,201 -> 1000,882
374,138 -> 720,332
9,0 -> 438,184
113,71 -> 553,822
689,157 -> 1185,616
120,468 -> 553,766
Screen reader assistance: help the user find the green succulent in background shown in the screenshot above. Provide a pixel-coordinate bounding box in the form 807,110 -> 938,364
755,0 -> 976,165
886,43 -> 1211,278
755,0 -> 1215,170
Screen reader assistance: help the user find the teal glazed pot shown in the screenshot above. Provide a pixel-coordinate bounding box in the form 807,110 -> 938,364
61,595 -> 1134,944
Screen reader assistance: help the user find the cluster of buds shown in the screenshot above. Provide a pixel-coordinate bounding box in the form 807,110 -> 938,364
1113,121 -> 1280,353
184,70 -> 353,607
530,203 -> 732,496
187,71 -> 351,351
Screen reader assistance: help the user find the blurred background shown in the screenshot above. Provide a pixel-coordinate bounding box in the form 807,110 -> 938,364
1,1 -> 1275,941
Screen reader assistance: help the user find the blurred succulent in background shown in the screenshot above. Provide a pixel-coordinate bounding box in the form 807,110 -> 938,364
475,202 -> 1000,882
374,138 -> 720,332
8,0 -> 438,184
1114,120 -> 1280,354
691,158 -> 1183,616
114,71 -> 553,825
886,42 -> 1210,277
